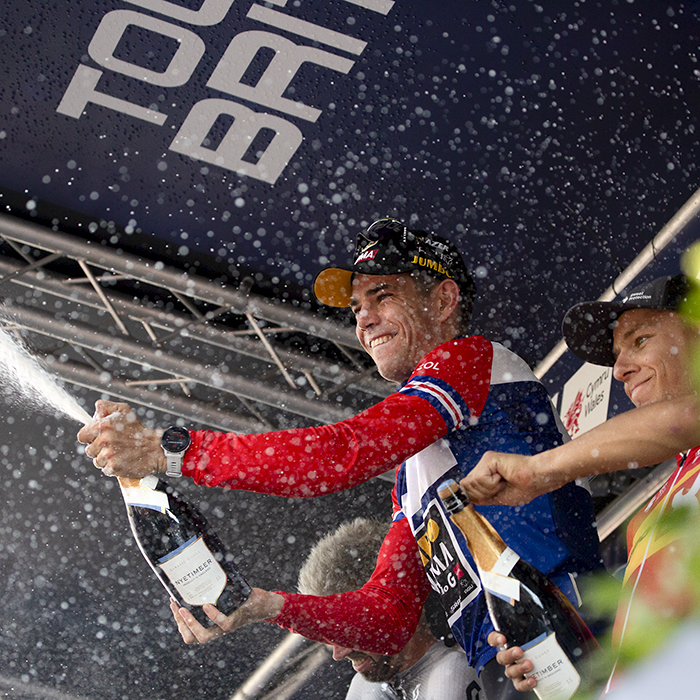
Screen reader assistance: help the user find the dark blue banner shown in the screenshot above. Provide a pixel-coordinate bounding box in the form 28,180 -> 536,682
3,0 -> 700,362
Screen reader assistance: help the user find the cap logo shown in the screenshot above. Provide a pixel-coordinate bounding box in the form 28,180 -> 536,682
426,238 -> 450,254
355,247 -> 378,264
411,255 -> 453,278
622,291 -> 652,303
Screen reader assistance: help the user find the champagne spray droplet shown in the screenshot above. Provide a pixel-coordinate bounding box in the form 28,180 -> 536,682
0,322 -> 91,424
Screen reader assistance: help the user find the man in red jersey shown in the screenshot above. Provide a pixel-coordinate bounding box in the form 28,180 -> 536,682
461,274 -> 700,694
79,218 -> 602,700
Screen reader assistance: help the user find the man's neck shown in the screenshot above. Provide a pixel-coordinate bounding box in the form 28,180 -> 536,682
393,624 -> 438,675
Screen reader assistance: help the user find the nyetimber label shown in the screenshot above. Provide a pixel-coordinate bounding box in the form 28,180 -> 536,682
522,632 -> 580,700
158,536 -> 227,606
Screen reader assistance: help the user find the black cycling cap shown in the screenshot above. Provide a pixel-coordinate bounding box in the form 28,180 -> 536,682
313,218 -> 476,308
562,274 -> 690,366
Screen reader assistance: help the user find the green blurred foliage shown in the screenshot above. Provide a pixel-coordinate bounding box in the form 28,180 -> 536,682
576,506 -> 700,698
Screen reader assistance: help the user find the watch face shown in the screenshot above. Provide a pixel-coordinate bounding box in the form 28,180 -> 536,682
161,426 -> 191,453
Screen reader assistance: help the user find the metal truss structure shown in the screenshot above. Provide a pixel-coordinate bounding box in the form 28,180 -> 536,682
0,212 -> 391,699
0,212 -> 392,435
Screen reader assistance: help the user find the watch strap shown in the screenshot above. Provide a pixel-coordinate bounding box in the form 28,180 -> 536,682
164,452 -> 184,478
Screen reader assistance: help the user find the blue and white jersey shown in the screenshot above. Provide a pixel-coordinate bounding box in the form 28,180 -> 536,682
390,336 -> 602,670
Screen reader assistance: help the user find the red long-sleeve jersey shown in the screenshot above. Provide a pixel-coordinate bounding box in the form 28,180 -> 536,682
182,392 -> 446,496
181,391 -> 447,653
180,338 -> 491,653
181,336 -> 601,668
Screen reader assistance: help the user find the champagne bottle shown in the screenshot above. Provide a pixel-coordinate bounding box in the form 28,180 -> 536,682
119,474 -> 251,626
438,479 -> 597,700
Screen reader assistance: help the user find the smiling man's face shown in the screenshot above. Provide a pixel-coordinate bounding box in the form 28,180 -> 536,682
612,308 -> 696,407
350,273 -> 446,383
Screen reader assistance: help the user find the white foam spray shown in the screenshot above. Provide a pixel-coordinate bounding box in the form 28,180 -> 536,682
0,324 -> 91,425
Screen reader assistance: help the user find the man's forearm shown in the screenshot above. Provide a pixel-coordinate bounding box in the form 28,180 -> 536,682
273,516 -> 430,654
534,394 -> 700,484
183,392 -> 446,497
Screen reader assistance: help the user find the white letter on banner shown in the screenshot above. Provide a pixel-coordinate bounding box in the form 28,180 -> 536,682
342,0 -> 394,14
56,65 -> 167,124
170,98 -> 302,184
125,0 -> 236,26
88,10 -> 204,87
207,30 -> 354,123
246,5 -> 366,55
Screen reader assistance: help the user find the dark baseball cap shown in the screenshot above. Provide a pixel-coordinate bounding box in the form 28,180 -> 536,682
562,274 -> 690,366
313,218 -> 476,308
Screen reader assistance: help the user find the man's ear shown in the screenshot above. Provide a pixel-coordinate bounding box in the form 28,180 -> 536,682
435,278 -> 461,322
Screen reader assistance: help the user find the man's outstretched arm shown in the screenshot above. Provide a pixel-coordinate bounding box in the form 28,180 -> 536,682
77,394 -> 447,497
461,394 -> 700,506
169,516 -> 431,654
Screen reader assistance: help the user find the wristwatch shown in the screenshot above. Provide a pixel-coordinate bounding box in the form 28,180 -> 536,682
161,426 -> 191,477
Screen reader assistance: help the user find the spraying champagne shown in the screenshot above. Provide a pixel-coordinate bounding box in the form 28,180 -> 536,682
0,325 -> 250,625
